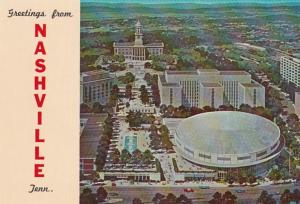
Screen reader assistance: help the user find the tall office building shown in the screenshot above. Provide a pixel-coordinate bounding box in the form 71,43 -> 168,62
295,92 -> 300,117
280,56 -> 300,87
238,82 -> 265,108
199,83 -> 223,108
219,71 -> 252,108
165,71 -> 200,107
158,69 -> 265,109
81,70 -> 116,105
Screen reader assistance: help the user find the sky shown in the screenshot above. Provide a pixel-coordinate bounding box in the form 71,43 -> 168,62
80,0 -> 300,4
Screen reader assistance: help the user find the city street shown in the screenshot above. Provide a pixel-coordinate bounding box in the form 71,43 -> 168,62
83,183 -> 300,203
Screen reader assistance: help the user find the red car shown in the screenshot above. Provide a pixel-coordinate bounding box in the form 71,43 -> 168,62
184,188 -> 194,193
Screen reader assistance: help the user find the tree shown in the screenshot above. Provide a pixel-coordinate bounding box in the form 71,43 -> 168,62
111,84 -> 119,95
152,193 -> 165,204
144,62 -> 151,69
132,198 -> 143,204
111,149 -> 120,164
209,192 -> 222,204
160,125 -> 169,135
125,84 -> 133,100
239,104 -> 252,113
292,189 -> 300,203
96,187 -> 108,202
81,103 -> 92,113
268,168 -> 282,183
203,106 -> 215,112
120,149 -> 131,164
287,113 -> 299,128
165,193 -> 177,203
142,149 -> 154,164
144,73 -> 152,84
176,194 -> 192,204
132,149 -> 142,164
257,190 -> 276,204
160,104 -> 167,114
222,191 -> 237,203
80,188 -> 97,204
248,175 -> 257,184
280,189 -> 292,204
125,72 -> 136,83
92,102 -> 103,113
166,105 -> 175,117
140,85 -> 150,104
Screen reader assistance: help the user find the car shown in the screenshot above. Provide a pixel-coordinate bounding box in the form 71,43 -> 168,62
92,182 -> 105,186
184,188 -> 194,193
235,189 -> 246,193
199,186 -> 210,189
270,192 -> 280,196
109,192 -> 119,197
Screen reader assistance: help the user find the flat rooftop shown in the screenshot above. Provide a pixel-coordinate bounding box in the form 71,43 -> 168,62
145,42 -> 164,47
201,82 -> 222,87
114,42 -> 134,46
81,70 -> 112,82
197,69 -> 219,73
219,70 -> 250,75
166,70 -> 198,75
159,75 -> 180,87
80,113 -> 107,159
240,83 -> 262,88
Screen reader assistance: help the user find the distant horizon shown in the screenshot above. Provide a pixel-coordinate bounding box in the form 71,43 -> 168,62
81,0 -> 300,4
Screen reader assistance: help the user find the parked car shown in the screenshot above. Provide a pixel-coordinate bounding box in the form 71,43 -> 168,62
184,188 -> 194,193
235,189 -> 246,193
199,186 -> 210,189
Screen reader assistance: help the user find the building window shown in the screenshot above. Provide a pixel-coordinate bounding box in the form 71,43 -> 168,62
256,151 -> 267,158
88,86 -> 92,102
237,156 -> 251,160
211,88 -> 215,107
199,153 -> 211,159
184,147 -> 194,156
217,157 -> 231,161
170,88 -> 173,105
253,89 -> 257,106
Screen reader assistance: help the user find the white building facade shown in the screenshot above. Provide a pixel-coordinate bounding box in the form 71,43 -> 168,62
158,69 -> 265,109
238,82 -> 265,108
113,20 -> 164,61
280,56 -> 300,87
81,70 -> 116,105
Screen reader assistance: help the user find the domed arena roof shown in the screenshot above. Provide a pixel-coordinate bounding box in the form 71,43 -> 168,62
176,111 -> 280,156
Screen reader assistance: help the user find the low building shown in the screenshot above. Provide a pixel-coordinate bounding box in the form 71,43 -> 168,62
295,92 -> 300,117
81,70 -> 116,105
99,169 -> 161,182
170,112 -> 284,179
80,113 -> 107,174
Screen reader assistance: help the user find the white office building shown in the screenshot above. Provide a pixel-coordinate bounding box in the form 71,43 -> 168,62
81,70 -> 116,105
280,56 -> 300,87
158,69 -> 265,109
238,82 -> 265,108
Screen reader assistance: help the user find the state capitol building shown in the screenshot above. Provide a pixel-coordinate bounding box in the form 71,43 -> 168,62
113,20 -> 164,61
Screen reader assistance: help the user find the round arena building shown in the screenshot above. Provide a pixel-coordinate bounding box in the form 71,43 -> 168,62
174,111 -> 284,178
